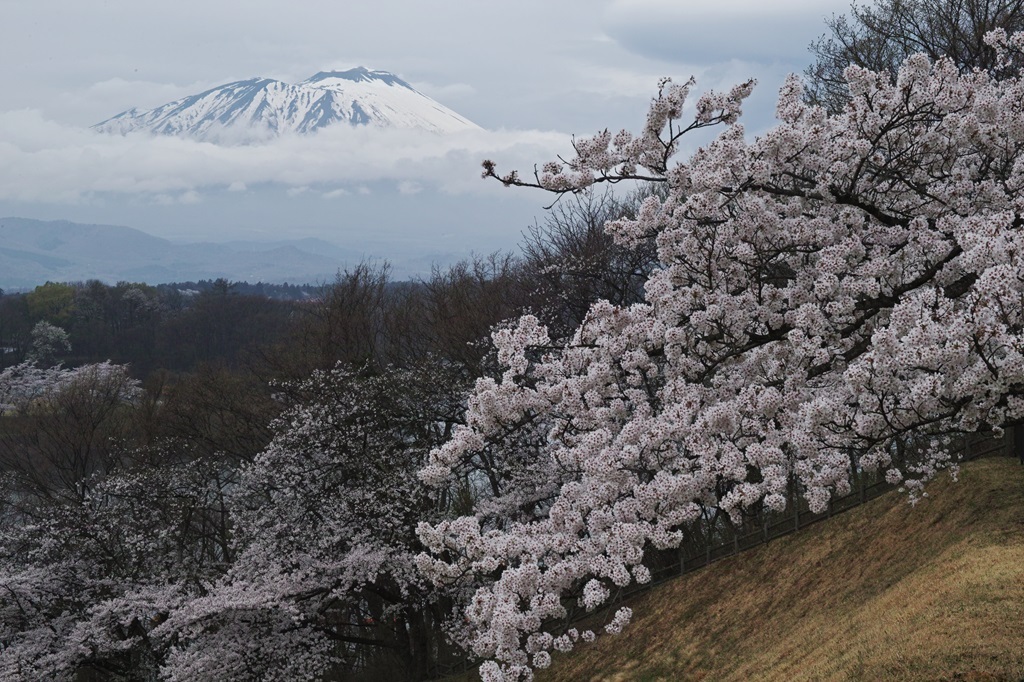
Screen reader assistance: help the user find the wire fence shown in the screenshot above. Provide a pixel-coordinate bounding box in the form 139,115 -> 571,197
428,430 -> 1018,679
642,431 -> 1012,589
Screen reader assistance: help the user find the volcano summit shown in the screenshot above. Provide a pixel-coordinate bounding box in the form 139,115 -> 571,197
93,67 -> 480,140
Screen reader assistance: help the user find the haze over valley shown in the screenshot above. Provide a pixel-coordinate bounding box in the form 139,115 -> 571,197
0,217 -> 376,289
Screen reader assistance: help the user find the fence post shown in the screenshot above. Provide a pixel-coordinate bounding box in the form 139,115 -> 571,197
704,514 -> 711,566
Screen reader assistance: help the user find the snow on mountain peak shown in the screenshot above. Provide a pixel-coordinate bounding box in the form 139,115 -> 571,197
93,68 -> 480,141
303,67 -> 413,89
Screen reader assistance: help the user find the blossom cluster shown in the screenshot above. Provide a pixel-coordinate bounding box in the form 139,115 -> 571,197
421,47 -> 1024,679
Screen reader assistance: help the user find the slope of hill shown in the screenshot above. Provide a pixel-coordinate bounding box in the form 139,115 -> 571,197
92,67 -> 480,140
534,457 -> 1024,681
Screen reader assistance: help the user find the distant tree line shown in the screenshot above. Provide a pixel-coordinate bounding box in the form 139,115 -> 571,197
0,279 -> 318,375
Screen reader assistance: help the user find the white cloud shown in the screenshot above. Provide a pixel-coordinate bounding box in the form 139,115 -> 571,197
569,65 -> 680,99
153,190 -> 202,205
608,0 -> 841,16
84,77 -> 217,111
0,111 -> 572,204
415,81 -> 477,100
397,181 -> 423,195
603,0 -> 850,64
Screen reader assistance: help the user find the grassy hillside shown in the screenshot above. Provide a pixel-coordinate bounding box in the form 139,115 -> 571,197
532,457 -> 1024,682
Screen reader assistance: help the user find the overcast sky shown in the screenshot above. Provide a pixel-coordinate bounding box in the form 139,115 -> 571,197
0,0 -> 851,271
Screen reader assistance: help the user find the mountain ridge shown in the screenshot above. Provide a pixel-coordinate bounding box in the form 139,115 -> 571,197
0,217 -> 365,288
93,67 -> 480,140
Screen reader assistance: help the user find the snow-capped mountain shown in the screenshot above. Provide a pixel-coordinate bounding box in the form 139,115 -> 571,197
93,67 -> 480,139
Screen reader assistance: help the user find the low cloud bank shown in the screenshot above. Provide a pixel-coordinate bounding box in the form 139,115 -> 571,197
0,112 -> 571,204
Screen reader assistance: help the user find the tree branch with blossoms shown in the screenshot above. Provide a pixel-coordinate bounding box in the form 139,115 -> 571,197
481,77 -> 756,207
418,44 -> 1024,682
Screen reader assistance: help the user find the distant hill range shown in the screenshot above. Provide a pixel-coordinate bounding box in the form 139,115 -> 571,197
0,218 -> 372,289
93,67 -> 480,141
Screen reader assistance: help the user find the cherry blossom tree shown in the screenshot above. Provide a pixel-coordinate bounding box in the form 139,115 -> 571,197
805,0 -> 1024,112
24,321 -> 71,367
0,365 -> 225,681
154,364 -> 468,681
0,361 -> 142,503
0,450 -> 237,681
418,35 -> 1024,680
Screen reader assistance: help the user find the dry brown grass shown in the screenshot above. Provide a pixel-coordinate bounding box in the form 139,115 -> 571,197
534,457 -> 1024,682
